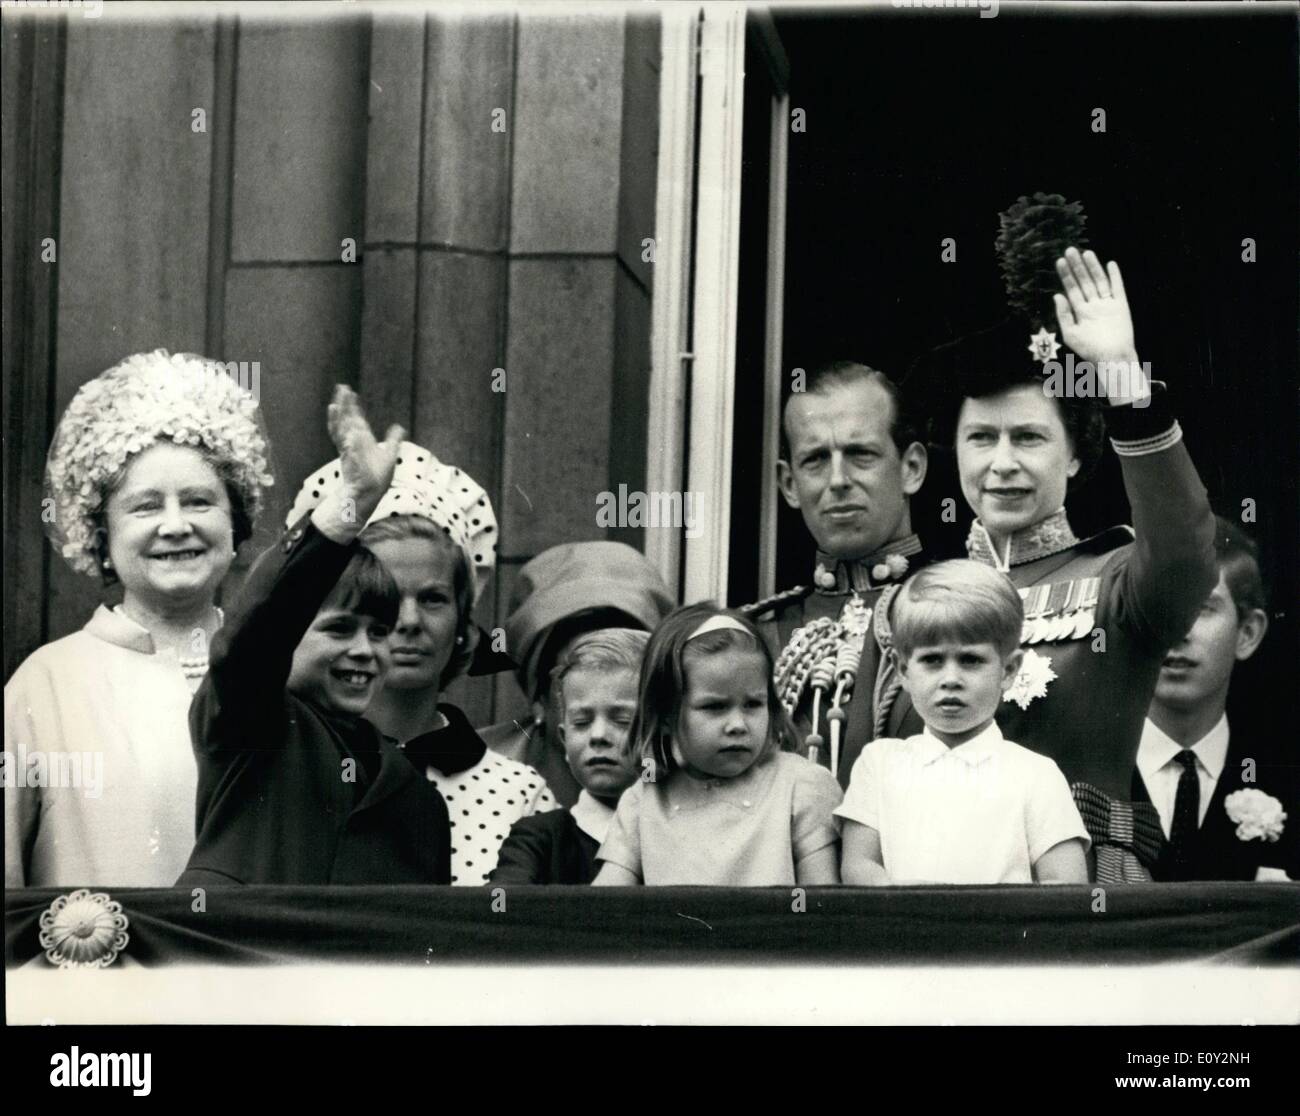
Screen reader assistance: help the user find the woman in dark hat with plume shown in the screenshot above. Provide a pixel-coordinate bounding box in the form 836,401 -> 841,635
896,194 -> 1216,881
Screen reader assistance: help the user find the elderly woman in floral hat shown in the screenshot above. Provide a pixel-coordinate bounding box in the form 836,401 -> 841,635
4,350 -> 273,888
285,435 -> 558,884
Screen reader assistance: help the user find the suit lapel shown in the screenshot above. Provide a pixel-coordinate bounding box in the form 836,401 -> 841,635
1191,738 -> 1256,880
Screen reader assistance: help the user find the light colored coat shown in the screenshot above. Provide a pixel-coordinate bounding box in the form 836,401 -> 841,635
5,606 -> 200,888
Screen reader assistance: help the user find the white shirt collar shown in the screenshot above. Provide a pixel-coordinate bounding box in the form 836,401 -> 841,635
918,721 -> 1003,766
570,790 -> 615,844
1137,714 -> 1230,781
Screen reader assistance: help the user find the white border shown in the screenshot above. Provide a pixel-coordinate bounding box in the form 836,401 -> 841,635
9,963 -> 1300,1026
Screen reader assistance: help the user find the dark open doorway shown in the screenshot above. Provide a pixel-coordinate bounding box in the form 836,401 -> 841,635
728,2 -> 1296,736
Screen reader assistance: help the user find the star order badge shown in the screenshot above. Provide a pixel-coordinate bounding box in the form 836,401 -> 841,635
1003,648 -> 1057,711
1027,327 -> 1061,364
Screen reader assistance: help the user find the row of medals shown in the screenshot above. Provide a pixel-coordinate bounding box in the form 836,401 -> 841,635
1018,576 -> 1101,645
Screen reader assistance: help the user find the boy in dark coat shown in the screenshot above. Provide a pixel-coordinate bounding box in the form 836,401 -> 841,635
179,387 -> 451,886
490,629 -> 648,884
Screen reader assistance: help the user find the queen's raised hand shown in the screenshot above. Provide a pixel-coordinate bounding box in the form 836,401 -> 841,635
1053,248 -> 1149,404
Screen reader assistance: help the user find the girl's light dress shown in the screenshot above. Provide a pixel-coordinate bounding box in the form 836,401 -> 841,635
598,751 -> 842,885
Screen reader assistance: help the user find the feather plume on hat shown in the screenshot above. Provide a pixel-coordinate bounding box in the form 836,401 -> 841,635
905,192 -> 1106,487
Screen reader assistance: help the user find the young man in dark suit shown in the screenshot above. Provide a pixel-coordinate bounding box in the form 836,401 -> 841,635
1133,517 -> 1296,881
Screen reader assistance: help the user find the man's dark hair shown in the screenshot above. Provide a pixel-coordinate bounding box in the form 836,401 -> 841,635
1212,515 -> 1268,617
779,361 -> 920,461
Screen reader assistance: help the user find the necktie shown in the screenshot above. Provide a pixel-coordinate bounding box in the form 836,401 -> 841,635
1167,751 -> 1200,881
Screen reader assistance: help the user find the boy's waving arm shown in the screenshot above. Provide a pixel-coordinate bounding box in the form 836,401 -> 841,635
192,387 -> 404,753
307,384 -> 404,547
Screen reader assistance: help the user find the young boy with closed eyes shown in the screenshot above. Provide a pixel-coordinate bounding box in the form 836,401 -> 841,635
837,559 -> 1089,885
490,629 -> 648,885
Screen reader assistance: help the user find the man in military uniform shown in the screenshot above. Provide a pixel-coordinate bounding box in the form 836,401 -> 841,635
742,361 -> 929,789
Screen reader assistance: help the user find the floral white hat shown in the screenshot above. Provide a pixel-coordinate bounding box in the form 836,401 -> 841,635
44,349 -> 274,577
285,441 -> 497,604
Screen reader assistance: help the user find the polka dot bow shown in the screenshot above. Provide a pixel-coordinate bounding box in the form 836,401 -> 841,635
286,441 -> 497,603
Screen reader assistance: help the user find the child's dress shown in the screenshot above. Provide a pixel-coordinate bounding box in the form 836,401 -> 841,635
597,751 -> 842,885
179,517 -> 452,886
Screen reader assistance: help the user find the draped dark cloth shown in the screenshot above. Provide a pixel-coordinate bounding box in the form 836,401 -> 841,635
7,884 -> 1297,967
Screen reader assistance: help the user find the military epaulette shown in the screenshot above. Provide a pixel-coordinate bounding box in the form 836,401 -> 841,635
738,584 -> 813,619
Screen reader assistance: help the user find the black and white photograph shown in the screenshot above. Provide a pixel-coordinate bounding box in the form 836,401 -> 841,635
2,0 -> 1297,1080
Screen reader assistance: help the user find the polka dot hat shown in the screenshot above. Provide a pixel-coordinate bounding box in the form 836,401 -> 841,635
286,441 -> 497,603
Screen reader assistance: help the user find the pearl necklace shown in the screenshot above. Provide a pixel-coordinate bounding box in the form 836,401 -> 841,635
178,654 -> 212,680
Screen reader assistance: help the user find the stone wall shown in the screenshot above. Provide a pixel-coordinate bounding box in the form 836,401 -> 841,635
3,8 -> 661,727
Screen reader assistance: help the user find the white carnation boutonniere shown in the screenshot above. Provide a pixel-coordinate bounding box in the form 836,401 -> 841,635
1224,789 -> 1287,844
1003,648 -> 1057,711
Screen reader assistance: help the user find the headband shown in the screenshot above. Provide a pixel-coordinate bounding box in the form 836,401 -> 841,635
686,614 -> 751,643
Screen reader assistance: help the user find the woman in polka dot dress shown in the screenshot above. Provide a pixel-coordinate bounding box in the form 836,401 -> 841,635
416,743 -> 556,884
285,440 -> 558,884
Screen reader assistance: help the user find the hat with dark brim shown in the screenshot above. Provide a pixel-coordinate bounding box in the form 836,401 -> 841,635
905,193 -> 1107,486
468,625 -> 517,676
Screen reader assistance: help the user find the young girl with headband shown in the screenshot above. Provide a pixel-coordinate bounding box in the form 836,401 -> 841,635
593,603 -> 843,886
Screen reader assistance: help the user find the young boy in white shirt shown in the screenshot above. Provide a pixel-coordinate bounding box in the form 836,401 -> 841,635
837,559 -> 1090,885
